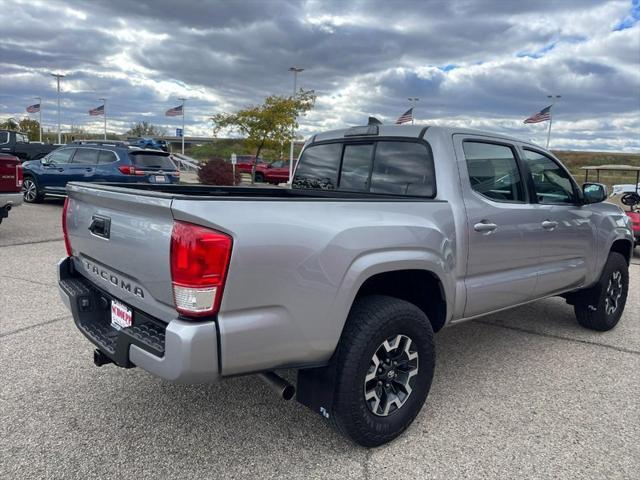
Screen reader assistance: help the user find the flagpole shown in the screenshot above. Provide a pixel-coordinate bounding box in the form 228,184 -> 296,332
99,98 -> 106,140
178,98 -> 186,155
408,97 -> 419,125
546,95 -> 561,149
34,96 -> 42,142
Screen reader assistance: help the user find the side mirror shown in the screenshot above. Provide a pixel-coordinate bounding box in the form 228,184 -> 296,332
265,164 -> 272,169
582,182 -> 607,204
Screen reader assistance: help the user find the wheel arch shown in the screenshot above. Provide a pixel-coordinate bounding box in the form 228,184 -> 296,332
610,238 -> 633,266
354,270 -> 448,333
333,251 -> 454,340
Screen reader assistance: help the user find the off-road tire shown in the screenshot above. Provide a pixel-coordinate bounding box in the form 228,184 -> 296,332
330,295 -> 435,447
574,252 -> 629,331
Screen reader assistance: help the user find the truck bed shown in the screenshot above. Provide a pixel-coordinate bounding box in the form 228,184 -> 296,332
74,182 -> 441,202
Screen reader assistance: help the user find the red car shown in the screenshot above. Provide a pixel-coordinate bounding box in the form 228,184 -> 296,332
255,160 -> 292,184
0,153 -> 23,225
234,155 -> 264,174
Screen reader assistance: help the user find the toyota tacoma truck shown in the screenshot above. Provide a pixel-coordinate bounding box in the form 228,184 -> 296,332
58,125 -> 634,447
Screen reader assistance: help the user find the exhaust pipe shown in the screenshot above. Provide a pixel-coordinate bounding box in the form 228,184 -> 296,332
258,371 -> 295,400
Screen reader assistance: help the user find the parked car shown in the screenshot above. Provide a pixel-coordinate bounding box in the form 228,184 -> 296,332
254,160 -> 292,184
0,153 -> 23,224
0,129 -> 59,161
133,137 -> 167,151
58,124 -> 633,447
234,155 -> 264,174
21,143 -> 179,202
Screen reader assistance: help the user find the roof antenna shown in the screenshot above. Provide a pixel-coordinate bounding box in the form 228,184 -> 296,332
368,116 -> 382,125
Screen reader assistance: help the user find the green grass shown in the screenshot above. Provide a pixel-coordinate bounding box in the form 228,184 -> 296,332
552,150 -> 640,189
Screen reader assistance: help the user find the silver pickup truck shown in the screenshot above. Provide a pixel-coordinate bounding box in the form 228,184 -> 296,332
58,125 -> 634,446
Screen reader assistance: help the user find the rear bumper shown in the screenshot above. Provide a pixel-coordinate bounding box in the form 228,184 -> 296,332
57,257 -> 220,383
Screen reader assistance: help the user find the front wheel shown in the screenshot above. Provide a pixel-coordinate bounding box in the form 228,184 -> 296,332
330,295 -> 435,447
254,172 -> 264,183
22,177 -> 44,203
574,252 -> 629,331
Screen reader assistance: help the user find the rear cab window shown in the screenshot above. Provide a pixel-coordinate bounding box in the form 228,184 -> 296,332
462,141 -> 525,202
130,153 -> 177,170
293,139 -> 435,197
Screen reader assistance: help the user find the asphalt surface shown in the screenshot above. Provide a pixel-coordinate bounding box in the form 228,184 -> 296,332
1,202 -> 639,480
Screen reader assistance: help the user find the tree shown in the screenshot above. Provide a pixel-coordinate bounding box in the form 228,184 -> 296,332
0,118 -> 42,141
0,118 -> 19,131
211,89 -> 316,183
126,121 -> 165,137
18,118 -> 41,141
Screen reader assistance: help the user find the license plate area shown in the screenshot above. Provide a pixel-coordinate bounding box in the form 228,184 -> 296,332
154,175 -> 166,183
110,299 -> 132,330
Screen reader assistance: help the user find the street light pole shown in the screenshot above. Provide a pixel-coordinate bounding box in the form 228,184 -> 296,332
408,97 -> 419,125
546,95 -> 561,149
99,98 -> 107,140
51,73 -> 65,144
288,67 -> 304,185
34,96 -> 42,142
178,97 -> 186,155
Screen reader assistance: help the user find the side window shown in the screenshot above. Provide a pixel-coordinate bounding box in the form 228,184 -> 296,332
72,148 -> 99,164
98,150 -> 117,164
48,148 -> 75,165
339,144 -> 373,192
523,150 -> 576,204
462,141 -> 524,202
293,143 -> 342,190
16,134 -> 29,144
0,131 -> 9,144
370,142 -> 435,196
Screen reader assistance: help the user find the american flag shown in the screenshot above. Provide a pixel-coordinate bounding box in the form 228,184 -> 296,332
395,108 -> 413,125
524,105 -> 552,124
26,103 -> 40,113
165,104 -> 183,117
89,104 -> 104,116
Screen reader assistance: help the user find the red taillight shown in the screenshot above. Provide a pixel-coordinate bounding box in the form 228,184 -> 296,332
118,165 -> 146,175
62,197 -> 72,256
170,221 -> 233,317
16,164 -> 23,188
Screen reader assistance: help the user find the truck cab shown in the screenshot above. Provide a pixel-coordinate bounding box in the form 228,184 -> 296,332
0,129 -> 59,161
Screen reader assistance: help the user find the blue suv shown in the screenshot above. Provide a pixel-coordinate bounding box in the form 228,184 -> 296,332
21,143 -> 180,203
22,142 -> 180,203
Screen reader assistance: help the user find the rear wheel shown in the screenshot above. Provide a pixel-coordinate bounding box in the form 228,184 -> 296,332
22,176 -> 44,203
330,295 -> 435,447
254,172 -> 264,183
574,252 -> 629,331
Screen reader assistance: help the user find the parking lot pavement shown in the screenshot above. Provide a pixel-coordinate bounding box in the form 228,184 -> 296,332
1,203 -> 639,479
0,198 -> 65,247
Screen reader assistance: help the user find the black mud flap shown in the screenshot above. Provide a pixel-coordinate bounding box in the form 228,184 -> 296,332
296,364 -> 337,421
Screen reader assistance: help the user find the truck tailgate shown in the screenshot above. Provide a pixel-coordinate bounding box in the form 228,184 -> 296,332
65,183 -> 177,322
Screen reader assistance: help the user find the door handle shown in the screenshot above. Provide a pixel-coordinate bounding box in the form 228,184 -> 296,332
474,221 -> 498,234
85,168 -> 93,172
542,220 -> 558,230
57,168 -> 64,172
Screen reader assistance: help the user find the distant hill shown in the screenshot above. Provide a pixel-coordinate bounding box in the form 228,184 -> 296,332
552,150 -> 640,187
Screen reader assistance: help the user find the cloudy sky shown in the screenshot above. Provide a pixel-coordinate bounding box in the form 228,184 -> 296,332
1,0 -> 639,151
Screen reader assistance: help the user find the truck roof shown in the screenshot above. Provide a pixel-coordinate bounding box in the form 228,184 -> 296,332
311,124 -> 538,149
